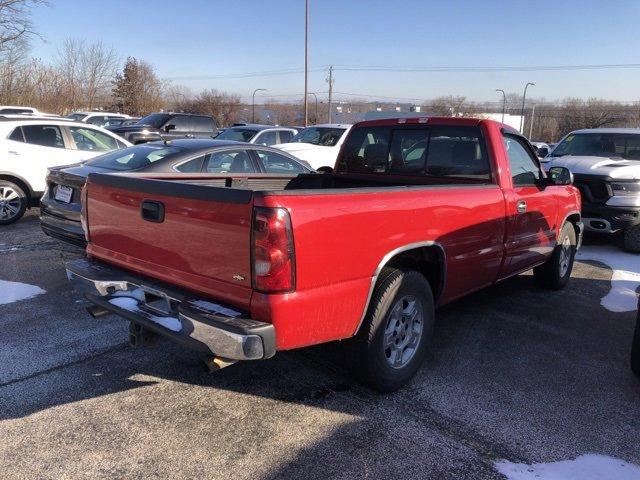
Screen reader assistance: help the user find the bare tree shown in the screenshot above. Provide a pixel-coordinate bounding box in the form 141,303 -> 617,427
183,88 -> 242,126
0,0 -> 44,50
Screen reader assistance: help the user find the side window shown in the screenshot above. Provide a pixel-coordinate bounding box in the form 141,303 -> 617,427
69,126 -> 119,152
256,150 -> 306,173
255,130 -> 278,146
175,155 -> 206,173
166,115 -> 190,132
191,116 -> 214,132
204,150 -> 256,173
389,128 -> 430,174
278,130 -> 294,143
336,126 -> 391,173
86,116 -> 106,126
8,126 -> 24,142
503,135 -> 540,186
426,126 -> 490,179
21,124 -> 65,148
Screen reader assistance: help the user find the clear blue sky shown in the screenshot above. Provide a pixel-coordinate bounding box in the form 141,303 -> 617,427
29,0 -> 640,103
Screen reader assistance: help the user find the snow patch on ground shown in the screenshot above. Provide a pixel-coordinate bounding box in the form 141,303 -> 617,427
108,296 -> 182,332
495,454 -> 640,480
0,279 -> 45,305
576,245 -> 640,312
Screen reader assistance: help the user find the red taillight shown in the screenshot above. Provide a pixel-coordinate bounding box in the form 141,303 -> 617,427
81,185 -> 90,242
252,207 -> 295,293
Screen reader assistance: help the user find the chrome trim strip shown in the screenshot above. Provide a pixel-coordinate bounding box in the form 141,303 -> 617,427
352,241 -> 446,336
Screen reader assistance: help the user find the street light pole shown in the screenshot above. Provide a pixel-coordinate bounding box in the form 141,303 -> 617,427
307,92 -> 318,123
495,89 -> 506,124
520,82 -> 535,133
529,104 -> 536,139
252,88 -> 266,123
303,0 -> 309,127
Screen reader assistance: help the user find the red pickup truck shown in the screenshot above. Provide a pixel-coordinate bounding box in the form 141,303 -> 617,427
66,117 -> 582,391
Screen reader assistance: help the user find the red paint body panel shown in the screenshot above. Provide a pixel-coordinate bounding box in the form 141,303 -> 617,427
83,118 -> 582,351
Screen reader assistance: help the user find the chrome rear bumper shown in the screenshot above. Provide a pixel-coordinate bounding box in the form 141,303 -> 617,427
66,258 -> 276,361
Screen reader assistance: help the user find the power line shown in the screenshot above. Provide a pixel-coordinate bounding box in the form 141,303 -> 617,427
332,63 -> 640,73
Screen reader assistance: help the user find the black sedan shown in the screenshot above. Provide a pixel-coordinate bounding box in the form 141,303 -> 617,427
40,139 -> 314,246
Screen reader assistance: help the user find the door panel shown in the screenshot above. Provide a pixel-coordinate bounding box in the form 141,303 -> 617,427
502,135 -> 557,276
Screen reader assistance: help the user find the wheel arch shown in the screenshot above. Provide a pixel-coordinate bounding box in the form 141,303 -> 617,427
0,172 -> 34,200
560,210 -> 582,242
353,241 -> 446,336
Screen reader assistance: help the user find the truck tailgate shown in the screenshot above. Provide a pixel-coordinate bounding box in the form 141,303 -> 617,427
84,173 -> 254,309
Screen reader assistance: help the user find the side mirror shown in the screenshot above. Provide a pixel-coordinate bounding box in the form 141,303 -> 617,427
548,166 -> 573,186
164,124 -> 176,132
538,147 -> 549,158
317,166 -> 333,174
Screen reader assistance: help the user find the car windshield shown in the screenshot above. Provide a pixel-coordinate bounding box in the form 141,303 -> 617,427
215,128 -> 258,142
66,113 -> 86,121
552,132 -> 640,160
136,113 -> 170,128
290,127 -> 346,146
85,144 -> 186,171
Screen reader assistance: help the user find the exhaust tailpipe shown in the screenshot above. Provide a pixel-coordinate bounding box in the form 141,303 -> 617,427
201,356 -> 237,373
86,305 -> 110,318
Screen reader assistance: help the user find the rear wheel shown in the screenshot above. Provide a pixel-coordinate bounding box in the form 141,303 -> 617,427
534,222 -> 576,290
0,181 -> 27,225
350,268 -> 434,392
623,225 -> 640,253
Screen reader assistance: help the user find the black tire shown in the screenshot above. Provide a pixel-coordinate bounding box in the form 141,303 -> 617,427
0,180 -> 27,225
632,310 -> 640,378
350,268 -> 435,392
533,222 -> 576,290
623,225 -> 640,253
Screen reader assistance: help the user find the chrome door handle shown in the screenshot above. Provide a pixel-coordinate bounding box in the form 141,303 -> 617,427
517,200 -> 527,214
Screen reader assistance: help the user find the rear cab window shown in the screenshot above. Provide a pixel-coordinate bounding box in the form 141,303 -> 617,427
336,124 -> 492,182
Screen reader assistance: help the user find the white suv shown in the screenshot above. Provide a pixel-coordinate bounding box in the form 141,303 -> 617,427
66,111 -> 131,127
0,117 -> 131,224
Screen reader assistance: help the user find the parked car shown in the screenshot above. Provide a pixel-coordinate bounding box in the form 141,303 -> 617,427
66,117 -> 581,392
274,123 -> 352,171
214,124 -> 298,146
0,117 -> 130,224
544,128 -> 640,252
41,139 -> 312,245
0,105 -> 40,115
531,141 -> 550,159
107,112 -> 218,144
66,111 -> 131,127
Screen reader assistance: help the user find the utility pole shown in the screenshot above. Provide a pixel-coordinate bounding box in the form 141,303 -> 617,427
528,104 -> 536,139
303,0 -> 309,127
326,65 -> 334,123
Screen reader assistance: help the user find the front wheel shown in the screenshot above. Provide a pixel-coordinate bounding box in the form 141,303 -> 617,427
623,224 -> 640,253
350,268 -> 435,392
0,181 -> 27,225
534,222 -> 576,290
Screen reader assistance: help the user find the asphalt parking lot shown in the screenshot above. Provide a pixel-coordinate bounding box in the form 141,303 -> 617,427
1,210 -> 639,479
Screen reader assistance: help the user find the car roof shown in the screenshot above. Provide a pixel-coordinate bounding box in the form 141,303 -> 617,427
569,128 -> 640,135
227,124 -> 294,131
304,123 -> 352,128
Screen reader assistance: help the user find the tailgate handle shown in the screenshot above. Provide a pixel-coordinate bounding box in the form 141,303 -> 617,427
141,200 -> 165,223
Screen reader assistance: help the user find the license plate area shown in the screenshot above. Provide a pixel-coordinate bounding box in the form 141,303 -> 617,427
54,185 -> 73,203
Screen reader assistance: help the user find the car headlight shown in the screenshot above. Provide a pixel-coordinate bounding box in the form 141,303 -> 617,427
611,182 -> 640,196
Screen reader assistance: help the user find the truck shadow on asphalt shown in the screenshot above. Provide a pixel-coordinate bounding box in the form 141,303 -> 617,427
2,266 -> 639,477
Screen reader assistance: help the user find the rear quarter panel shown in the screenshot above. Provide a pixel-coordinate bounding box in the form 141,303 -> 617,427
252,185 -> 507,349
